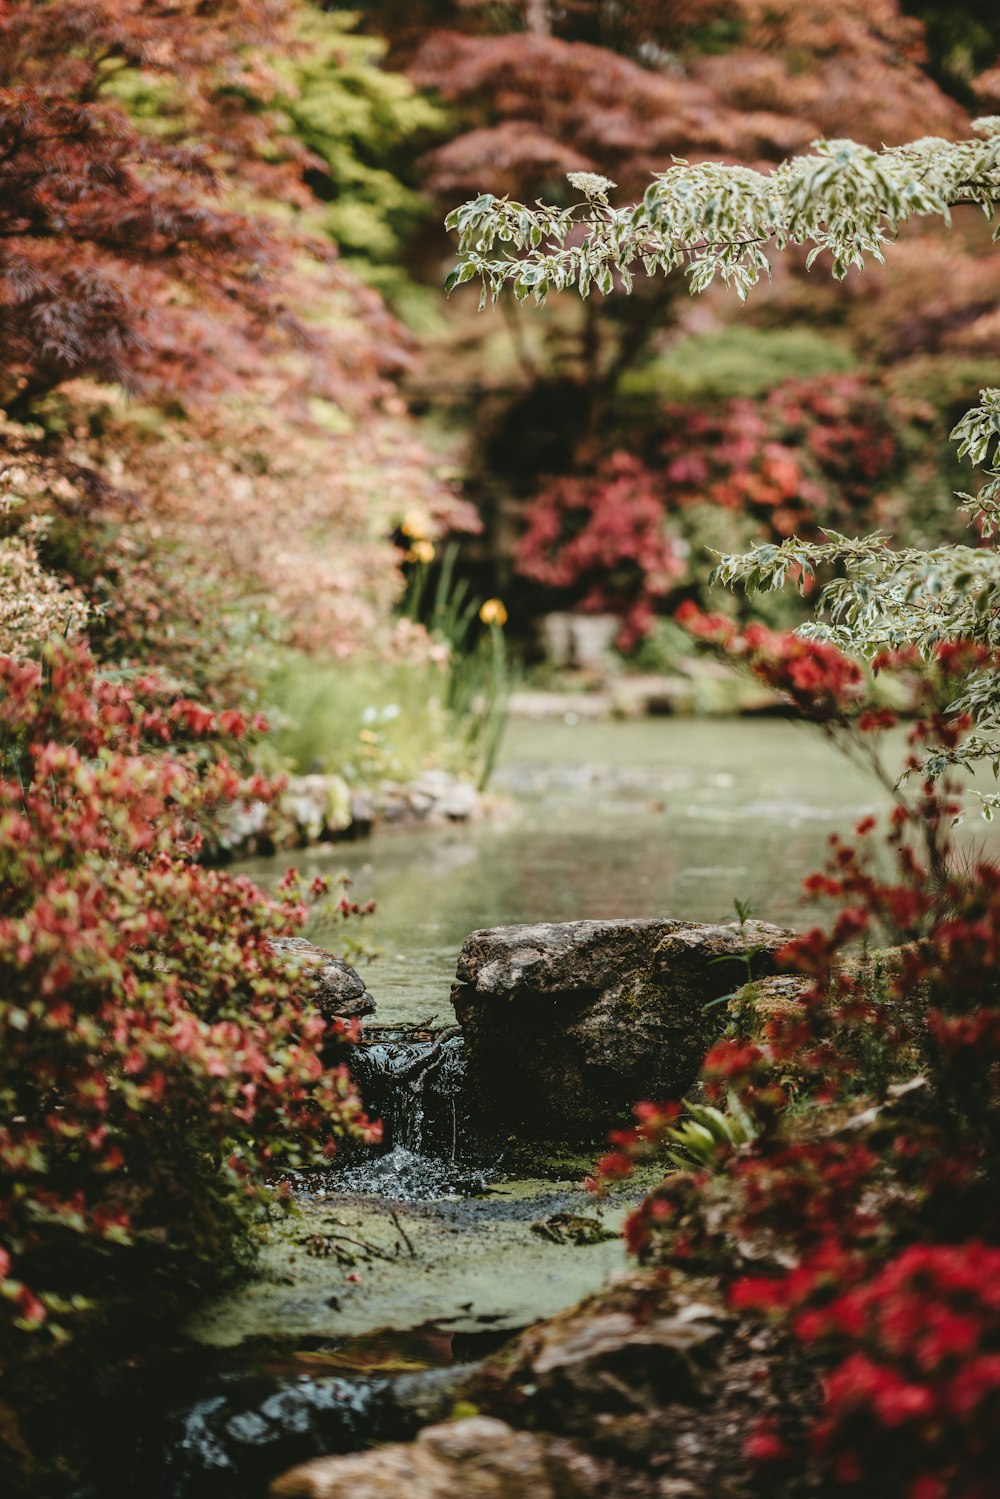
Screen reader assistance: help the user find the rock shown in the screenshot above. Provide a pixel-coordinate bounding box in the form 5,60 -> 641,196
451,918 -> 794,1138
728,974 -> 808,1035
526,1303 -> 725,1426
375,771 -> 480,827
270,937 -> 375,1021
349,788 -> 376,834
540,611 -> 619,671
282,774 -> 353,843
390,1368 -> 472,1429
506,689 -> 610,720
478,1280 -> 728,1436
272,1415 -> 600,1499
213,770 -> 483,858
216,796 -> 272,854
409,770 -> 479,822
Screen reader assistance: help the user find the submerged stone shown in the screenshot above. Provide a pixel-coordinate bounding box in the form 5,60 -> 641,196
451,918 -> 794,1139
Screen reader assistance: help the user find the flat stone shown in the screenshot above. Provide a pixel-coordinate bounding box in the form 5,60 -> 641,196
455,919 -> 687,999
270,937 -> 375,1020
272,1416 -> 599,1499
478,1281 -> 728,1434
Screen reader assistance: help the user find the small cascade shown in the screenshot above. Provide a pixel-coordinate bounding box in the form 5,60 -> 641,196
330,1026 -> 493,1199
352,1027 -> 467,1156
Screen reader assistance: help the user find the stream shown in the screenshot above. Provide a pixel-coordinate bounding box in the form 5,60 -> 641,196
248,715 -> 908,1028
76,717 -> 999,1497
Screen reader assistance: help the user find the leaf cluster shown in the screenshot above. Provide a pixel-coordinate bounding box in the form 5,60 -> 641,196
446,124 -> 1000,308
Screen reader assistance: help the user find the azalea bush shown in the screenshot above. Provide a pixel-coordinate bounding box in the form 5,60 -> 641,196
0,642 -> 377,1348
658,375 -> 906,540
515,450 -> 687,648
514,373 -> 912,645
587,635 -> 1000,1494
794,1242 -> 1000,1497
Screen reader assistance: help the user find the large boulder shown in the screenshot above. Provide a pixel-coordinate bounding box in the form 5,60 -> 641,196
451,918 -> 793,1138
270,937 -> 375,1021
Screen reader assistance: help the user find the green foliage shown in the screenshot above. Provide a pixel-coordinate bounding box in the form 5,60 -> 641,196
664,1094 -> 759,1173
276,9 -> 442,313
401,546 -> 512,788
618,326 -> 857,403
445,125 -> 1000,306
903,1 -> 1000,105
267,651 -> 466,784
266,581 -> 510,792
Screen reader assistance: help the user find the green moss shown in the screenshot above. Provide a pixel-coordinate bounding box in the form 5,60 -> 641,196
185,1186 -> 631,1349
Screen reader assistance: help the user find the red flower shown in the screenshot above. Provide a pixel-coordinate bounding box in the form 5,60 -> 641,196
745,1418 -> 789,1463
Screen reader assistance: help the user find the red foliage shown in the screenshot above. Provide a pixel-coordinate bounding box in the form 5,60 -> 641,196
589,637 -> 1000,1490
659,376 -> 906,540
0,641 -> 377,1338
676,604 -> 866,719
804,1244 -> 1000,1497
0,4 -> 470,679
0,1 -> 421,415
0,3 -> 291,409
514,450 -> 686,647
512,374 -> 908,642
382,1 -> 964,198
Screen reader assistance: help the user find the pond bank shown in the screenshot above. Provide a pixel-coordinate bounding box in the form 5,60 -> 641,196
213,675 -> 806,860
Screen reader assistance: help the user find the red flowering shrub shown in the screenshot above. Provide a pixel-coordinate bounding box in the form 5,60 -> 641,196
801,1243 -> 1000,1498
514,375 -> 909,645
660,376 -> 904,541
590,637 -> 1000,1493
675,604 -> 867,720
0,641 -> 376,1343
514,450 -> 686,649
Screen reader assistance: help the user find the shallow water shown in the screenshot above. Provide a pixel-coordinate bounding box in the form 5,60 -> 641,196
239,715 -> 978,1028
94,715 -> 996,1497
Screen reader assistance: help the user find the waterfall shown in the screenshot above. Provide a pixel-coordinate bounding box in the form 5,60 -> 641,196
326,1027 -> 491,1200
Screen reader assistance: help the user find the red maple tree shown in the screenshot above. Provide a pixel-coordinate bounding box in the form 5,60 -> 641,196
0,1 -> 469,682
398,0 -> 963,199
0,2 -> 299,412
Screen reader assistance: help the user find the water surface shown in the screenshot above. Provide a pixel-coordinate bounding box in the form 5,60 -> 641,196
241,716 -> 949,1027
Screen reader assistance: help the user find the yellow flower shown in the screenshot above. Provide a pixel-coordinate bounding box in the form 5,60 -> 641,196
479,598 -> 508,626
401,508 -> 431,540
406,539 -> 435,564
358,728 -> 378,744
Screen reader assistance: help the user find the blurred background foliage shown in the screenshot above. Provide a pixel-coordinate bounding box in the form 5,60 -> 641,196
3,0 -> 1000,781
